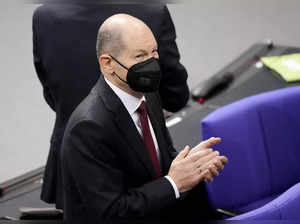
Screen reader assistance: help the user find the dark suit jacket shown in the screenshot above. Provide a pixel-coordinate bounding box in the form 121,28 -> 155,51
61,76 -> 214,223
32,4 -> 189,208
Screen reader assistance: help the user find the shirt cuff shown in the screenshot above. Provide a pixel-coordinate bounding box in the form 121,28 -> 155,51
164,175 -> 180,199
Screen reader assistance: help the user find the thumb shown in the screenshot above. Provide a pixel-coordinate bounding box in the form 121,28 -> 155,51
198,137 -> 221,149
175,145 -> 190,160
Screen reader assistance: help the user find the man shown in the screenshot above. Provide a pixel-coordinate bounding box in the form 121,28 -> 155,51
33,3 -> 189,209
61,14 -> 228,223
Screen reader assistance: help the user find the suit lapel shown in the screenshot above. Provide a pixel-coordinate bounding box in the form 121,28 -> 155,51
95,76 -> 157,178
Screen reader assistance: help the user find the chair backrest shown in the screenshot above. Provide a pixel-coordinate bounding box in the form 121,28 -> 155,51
201,86 -> 300,211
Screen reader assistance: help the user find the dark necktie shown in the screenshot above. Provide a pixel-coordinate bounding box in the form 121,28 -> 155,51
137,101 -> 161,177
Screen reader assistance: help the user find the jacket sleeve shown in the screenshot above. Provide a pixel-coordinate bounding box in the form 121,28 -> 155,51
157,6 -> 190,113
62,120 -> 177,222
32,8 -> 56,111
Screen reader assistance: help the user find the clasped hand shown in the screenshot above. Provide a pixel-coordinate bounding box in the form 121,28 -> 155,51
168,137 -> 228,193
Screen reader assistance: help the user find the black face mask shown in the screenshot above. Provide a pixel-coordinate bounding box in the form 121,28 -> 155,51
110,55 -> 162,93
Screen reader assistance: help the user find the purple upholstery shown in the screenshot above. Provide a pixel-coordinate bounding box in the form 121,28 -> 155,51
228,183 -> 300,220
201,86 -> 300,219
238,194 -> 278,213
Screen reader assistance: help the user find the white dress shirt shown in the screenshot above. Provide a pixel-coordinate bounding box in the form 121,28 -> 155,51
104,77 -> 180,199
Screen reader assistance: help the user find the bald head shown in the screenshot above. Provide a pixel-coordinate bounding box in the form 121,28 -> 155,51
96,14 -> 155,59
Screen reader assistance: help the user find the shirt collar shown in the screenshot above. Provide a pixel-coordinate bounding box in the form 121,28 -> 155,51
104,77 -> 145,116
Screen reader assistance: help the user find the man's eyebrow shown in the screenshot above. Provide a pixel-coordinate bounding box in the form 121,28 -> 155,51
135,47 -> 158,53
135,49 -> 148,53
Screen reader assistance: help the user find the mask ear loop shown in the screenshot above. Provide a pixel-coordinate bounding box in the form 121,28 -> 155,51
109,54 -> 129,70
109,54 -> 129,83
113,71 -> 128,84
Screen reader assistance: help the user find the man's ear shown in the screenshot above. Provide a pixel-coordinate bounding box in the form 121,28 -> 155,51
99,55 -> 113,74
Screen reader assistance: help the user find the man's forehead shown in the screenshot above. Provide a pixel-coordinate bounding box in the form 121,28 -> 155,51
122,27 -> 157,45
128,38 -> 158,51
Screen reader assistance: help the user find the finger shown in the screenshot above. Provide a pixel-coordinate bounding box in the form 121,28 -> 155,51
216,163 -> 224,171
175,145 -> 190,160
220,156 -> 228,164
213,158 -> 224,171
189,145 -> 212,155
208,164 -> 219,177
196,154 -> 221,173
197,137 -> 222,149
220,164 -> 224,171
189,139 -> 214,153
198,169 -> 210,182
195,150 -> 220,168
206,177 -> 214,183
187,147 -> 213,161
204,172 -> 213,182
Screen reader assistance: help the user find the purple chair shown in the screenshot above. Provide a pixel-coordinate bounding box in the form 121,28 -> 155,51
227,182 -> 300,220
201,86 -> 300,220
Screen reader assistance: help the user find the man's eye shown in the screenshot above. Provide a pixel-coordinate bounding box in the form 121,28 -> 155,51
152,49 -> 158,53
136,55 -> 142,58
